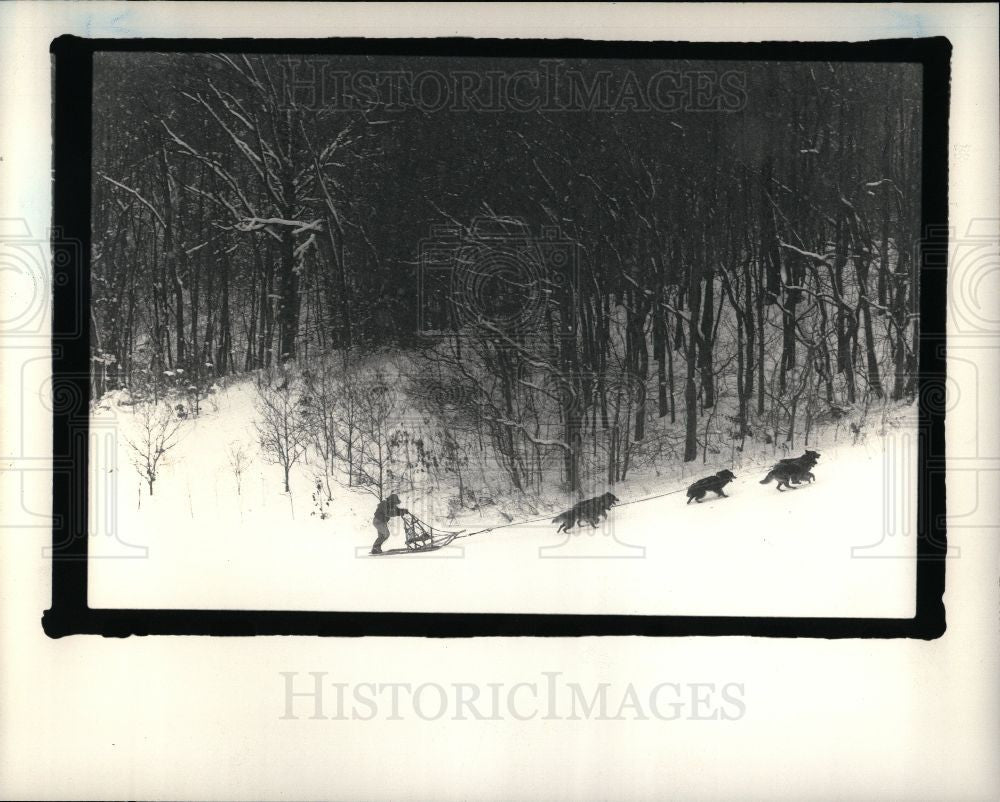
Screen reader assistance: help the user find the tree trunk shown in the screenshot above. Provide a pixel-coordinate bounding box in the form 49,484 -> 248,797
755,262 -> 766,415
699,267 -> 716,407
158,148 -> 186,369
743,260 -> 756,434
684,268 -> 702,462
218,250 -> 231,375
629,298 -> 649,442
276,228 -> 299,362
654,304 -> 668,418
559,285 -> 581,492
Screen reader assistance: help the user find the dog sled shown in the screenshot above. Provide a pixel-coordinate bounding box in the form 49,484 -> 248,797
370,512 -> 466,556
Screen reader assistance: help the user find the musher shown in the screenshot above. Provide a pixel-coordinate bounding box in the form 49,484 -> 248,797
370,493 -> 410,555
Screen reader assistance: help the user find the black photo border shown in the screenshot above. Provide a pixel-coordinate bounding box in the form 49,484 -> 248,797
44,35 -> 949,639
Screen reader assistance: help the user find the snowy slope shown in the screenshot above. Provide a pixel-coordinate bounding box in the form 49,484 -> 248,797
89,380 -> 918,618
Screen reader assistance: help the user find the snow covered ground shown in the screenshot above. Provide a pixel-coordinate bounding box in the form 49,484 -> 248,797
89,380 -> 918,618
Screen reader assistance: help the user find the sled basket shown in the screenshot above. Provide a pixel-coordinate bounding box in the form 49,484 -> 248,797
395,512 -> 465,553
402,512 -> 436,550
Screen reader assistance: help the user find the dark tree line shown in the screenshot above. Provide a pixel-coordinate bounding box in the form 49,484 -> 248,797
93,55 -> 921,494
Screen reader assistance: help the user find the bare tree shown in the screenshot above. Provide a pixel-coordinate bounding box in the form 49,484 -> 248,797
348,371 -> 401,501
226,440 -> 252,495
300,361 -> 339,501
124,402 -> 184,496
254,371 -> 307,493
332,370 -> 365,487
432,425 -> 470,508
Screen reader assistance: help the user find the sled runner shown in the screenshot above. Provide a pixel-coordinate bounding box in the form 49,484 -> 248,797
370,512 -> 465,556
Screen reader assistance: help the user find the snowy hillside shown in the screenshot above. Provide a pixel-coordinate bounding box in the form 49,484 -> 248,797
89,378 -> 917,618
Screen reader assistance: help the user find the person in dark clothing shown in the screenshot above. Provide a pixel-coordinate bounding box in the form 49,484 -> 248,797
370,493 -> 409,554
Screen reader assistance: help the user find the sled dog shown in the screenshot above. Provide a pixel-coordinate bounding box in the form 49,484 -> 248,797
552,492 -> 620,533
686,469 -> 736,504
760,450 -> 820,491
